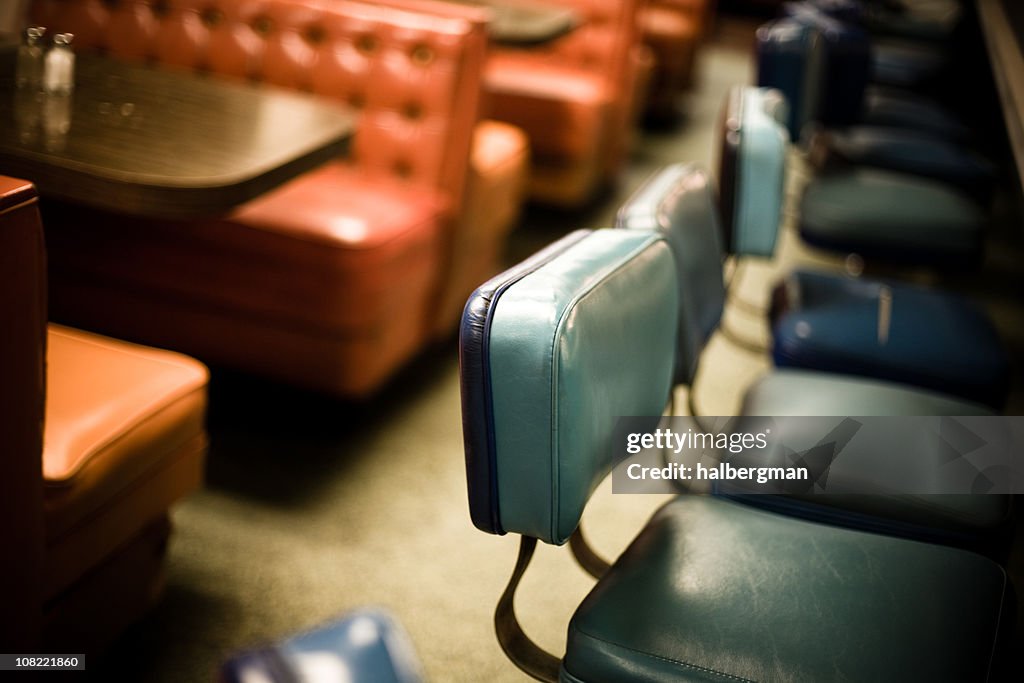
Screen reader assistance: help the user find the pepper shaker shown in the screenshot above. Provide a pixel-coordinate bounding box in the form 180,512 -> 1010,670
16,26 -> 46,90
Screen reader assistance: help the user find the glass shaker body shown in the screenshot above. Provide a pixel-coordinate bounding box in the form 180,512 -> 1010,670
43,33 -> 76,95
16,26 -> 46,90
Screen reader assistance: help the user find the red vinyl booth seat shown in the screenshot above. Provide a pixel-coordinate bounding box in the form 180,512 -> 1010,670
0,177 -> 208,653
482,0 -> 646,207
640,0 -> 712,121
31,0 -> 524,396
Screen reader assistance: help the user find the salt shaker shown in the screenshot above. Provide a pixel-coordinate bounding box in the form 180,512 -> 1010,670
43,33 -> 75,95
15,26 -> 46,90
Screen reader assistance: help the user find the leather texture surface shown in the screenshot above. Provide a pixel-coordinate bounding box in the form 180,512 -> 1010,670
742,368 -> 993,416
473,230 -> 678,544
755,17 -> 823,140
616,163 -> 725,385
0,175 -> 208,649
563,495 -> 1009,682
860,86 -> 970,140
827,126 -> 994,199
771,269 -> 1009,408
732,86 -> 789,258
461,230 -> 591,535
735,366 -> 1011,550
435,120 -> 530,337
782,3 -> 871,127
46,163 -> 447,396
43,325 -> 208,598
871,38 -> 946,89
717,493 -> 1014,557
799,168 -> 985,264
483,0 -> 643,207
639,1 -> 703,119
33,0 -> 497,396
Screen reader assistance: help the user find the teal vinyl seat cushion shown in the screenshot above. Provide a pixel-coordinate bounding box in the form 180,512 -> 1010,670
799,168 -> 985,264
742,368 -> 993,418
563,495 -> 1009,683
735,369 -> 1011,552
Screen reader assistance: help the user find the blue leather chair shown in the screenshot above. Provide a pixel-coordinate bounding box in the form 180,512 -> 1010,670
221,608 -> 424,683
616,100 -> 1012,552
653,86 -> 1009,409
757,10 -> 993,264
459,226 -> 1011,682
759,8 -> 964,140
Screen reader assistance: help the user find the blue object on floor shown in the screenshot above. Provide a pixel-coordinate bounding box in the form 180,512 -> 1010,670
221,608 -> 424,683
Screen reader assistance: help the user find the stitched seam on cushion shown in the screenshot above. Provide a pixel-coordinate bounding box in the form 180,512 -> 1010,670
44,383 -> 206,484
572,626 -> 757,683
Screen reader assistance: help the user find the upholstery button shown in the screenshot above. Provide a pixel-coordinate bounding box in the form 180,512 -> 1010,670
356,35 -> 377,54
348,93 -> 365,109
251,16 -> 274,37
199,7 -> 224,28
393,160 -> 412,178
152,0 -> 171,18
411,45 -> 434,66
303,24 -> 326,46
403,102 -> 422,120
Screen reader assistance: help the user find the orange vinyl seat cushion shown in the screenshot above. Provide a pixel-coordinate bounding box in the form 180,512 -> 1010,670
43,325 -> 208,600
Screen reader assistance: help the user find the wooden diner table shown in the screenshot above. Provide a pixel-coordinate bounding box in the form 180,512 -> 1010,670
449,0 -> 580,45
0,49 -> 356,218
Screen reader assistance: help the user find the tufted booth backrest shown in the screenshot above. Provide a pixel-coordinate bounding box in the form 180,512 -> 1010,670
29,0 -> 488,206
505,0 -> 643,87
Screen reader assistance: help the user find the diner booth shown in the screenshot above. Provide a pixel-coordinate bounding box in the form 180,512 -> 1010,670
1,0 -> 1023,681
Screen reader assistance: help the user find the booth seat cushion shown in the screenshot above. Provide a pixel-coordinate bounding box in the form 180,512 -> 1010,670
43,325 -> 208,599
45,162 -> 448,395
826,127 -> 994,198
771,269 -> 1009,408
484,56 -> 611,162
563,495 -> 1008,683
799,168 -> 985,264
639,4 -> 699,115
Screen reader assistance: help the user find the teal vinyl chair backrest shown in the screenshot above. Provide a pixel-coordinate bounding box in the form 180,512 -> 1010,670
616,164 -> 725,385
464,230 -> 679,545
718,86 -> 790,258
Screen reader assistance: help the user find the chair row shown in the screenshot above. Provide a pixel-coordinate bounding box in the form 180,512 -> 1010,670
458,83 -> 1014,681
758,0 -> 995,266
